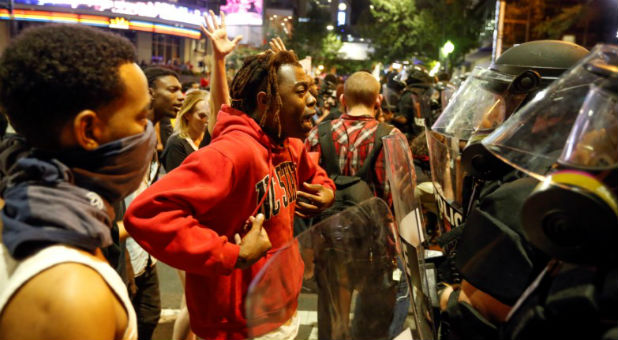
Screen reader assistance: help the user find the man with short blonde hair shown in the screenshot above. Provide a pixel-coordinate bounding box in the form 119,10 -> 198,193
305,71 -> 409,339
343,71 -> 381,109
306,71 -> 406,200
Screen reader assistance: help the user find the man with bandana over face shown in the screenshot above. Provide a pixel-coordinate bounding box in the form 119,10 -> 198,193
0,25 -> 156,339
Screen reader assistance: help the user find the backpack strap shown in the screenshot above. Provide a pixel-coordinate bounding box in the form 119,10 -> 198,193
356,122 -> 394,181
317,121 -> 341,176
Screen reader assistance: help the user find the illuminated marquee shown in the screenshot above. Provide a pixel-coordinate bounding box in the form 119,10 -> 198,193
13,0 -> 263,26
109,16 -> 129,29
0,9 -> 202,39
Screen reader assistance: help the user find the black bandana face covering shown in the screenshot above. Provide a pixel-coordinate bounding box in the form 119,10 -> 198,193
0,122 -> 157,258
59,121 -> 157,204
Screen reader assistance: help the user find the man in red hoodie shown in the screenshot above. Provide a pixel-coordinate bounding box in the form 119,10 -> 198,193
124,12 -> 335,340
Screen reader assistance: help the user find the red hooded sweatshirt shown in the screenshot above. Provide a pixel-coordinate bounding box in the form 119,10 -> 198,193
124,105 -> 334,339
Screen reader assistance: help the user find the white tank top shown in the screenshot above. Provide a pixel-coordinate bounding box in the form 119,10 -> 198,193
0,244 -> 137,340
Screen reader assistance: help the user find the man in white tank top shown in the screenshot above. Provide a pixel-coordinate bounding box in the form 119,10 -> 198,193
0,24 -> 157,339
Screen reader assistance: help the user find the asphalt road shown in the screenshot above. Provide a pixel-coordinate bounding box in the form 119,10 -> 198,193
151,262 -> 415,340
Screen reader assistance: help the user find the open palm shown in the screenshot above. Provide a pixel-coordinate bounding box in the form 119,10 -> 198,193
201,10 -> 242,57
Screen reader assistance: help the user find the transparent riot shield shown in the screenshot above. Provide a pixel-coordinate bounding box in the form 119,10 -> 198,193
426,130 -> 466,233
440,83 -> 457,112
246,198 -> 407,340
382,133 -> 436,339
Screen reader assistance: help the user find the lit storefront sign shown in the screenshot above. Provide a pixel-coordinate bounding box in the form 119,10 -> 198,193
13,0 -> 263,26
0,9 -> 202,39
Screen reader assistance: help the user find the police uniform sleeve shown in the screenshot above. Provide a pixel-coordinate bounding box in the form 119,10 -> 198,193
454,176 -> 551,305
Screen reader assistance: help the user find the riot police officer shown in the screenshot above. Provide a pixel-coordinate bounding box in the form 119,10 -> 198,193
382,66 -> 405,116
429,40 -> 590,339
482,44 -> 618,339
393,65 -> 435,140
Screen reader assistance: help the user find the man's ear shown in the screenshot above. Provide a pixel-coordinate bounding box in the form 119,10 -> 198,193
340,94 -> 346,108
72,110 -> 106,150
376,94 -> 383,108
256,91 -> 268,113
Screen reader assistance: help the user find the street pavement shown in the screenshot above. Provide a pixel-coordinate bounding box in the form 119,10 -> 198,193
152,262 -> 414,340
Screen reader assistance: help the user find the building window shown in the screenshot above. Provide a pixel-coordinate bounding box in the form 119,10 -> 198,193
152,34 -> 181,64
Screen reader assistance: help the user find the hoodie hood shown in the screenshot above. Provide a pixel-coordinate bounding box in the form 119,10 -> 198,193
212,105 -> 281,150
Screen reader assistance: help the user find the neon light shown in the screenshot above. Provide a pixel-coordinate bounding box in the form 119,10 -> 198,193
14,0 -> 263,26
0,9 -> 201,39
129,20 -> 155,32
154,23 -> 201,39
12,10 -> 79,23
109,16 -> 129,29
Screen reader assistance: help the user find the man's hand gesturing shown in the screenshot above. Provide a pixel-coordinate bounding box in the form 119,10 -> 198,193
234,214 -> 271,269
295,182 -> 334,218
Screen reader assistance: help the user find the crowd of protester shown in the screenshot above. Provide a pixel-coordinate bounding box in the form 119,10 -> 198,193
0,9 -> 616,340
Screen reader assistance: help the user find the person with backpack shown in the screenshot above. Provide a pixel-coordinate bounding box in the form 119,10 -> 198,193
304,71 -> 409,339
305,71 -> 406,206
394,65 -> 435,141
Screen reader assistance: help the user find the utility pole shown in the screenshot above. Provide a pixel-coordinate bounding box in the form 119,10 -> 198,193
491,0 -> 506,63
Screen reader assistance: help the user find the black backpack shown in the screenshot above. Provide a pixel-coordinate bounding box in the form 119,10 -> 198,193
316,120 -> 394,218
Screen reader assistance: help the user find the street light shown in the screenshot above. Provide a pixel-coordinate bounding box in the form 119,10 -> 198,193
442,40 -> 455,56
441,41 -> 455,72
338,2 -> 347,11
326,25 -> 334,31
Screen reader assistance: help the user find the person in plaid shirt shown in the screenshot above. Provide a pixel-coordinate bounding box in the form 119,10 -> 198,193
305,71 -> 406,201
304,71 -> 410,339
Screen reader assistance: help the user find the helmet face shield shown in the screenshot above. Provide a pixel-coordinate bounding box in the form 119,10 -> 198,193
431,67 -> 527,141
560,85 -> 618,171
482,44 -> 618,180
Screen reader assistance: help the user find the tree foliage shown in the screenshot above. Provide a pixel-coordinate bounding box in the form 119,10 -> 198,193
226,45 -> 260,71
502,0 -> 587,43
321,33 -> 343,63
361,0 -> 484,64
285,5 -> 330,61
533,4 -> 585,39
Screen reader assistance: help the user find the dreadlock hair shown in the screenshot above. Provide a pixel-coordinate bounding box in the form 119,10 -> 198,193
229,50 -> 300,138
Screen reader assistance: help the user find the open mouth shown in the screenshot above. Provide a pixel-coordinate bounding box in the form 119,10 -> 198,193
301,112 -> 315,131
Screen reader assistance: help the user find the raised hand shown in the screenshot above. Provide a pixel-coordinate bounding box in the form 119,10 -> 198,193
268,36 -> 287,53
201,10 -> 242,58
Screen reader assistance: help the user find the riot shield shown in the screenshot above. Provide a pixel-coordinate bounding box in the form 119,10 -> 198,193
439,83 -> 457,112
246,198 -> 408,340
382,133 -> 436,339
426,130 -> 466,233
